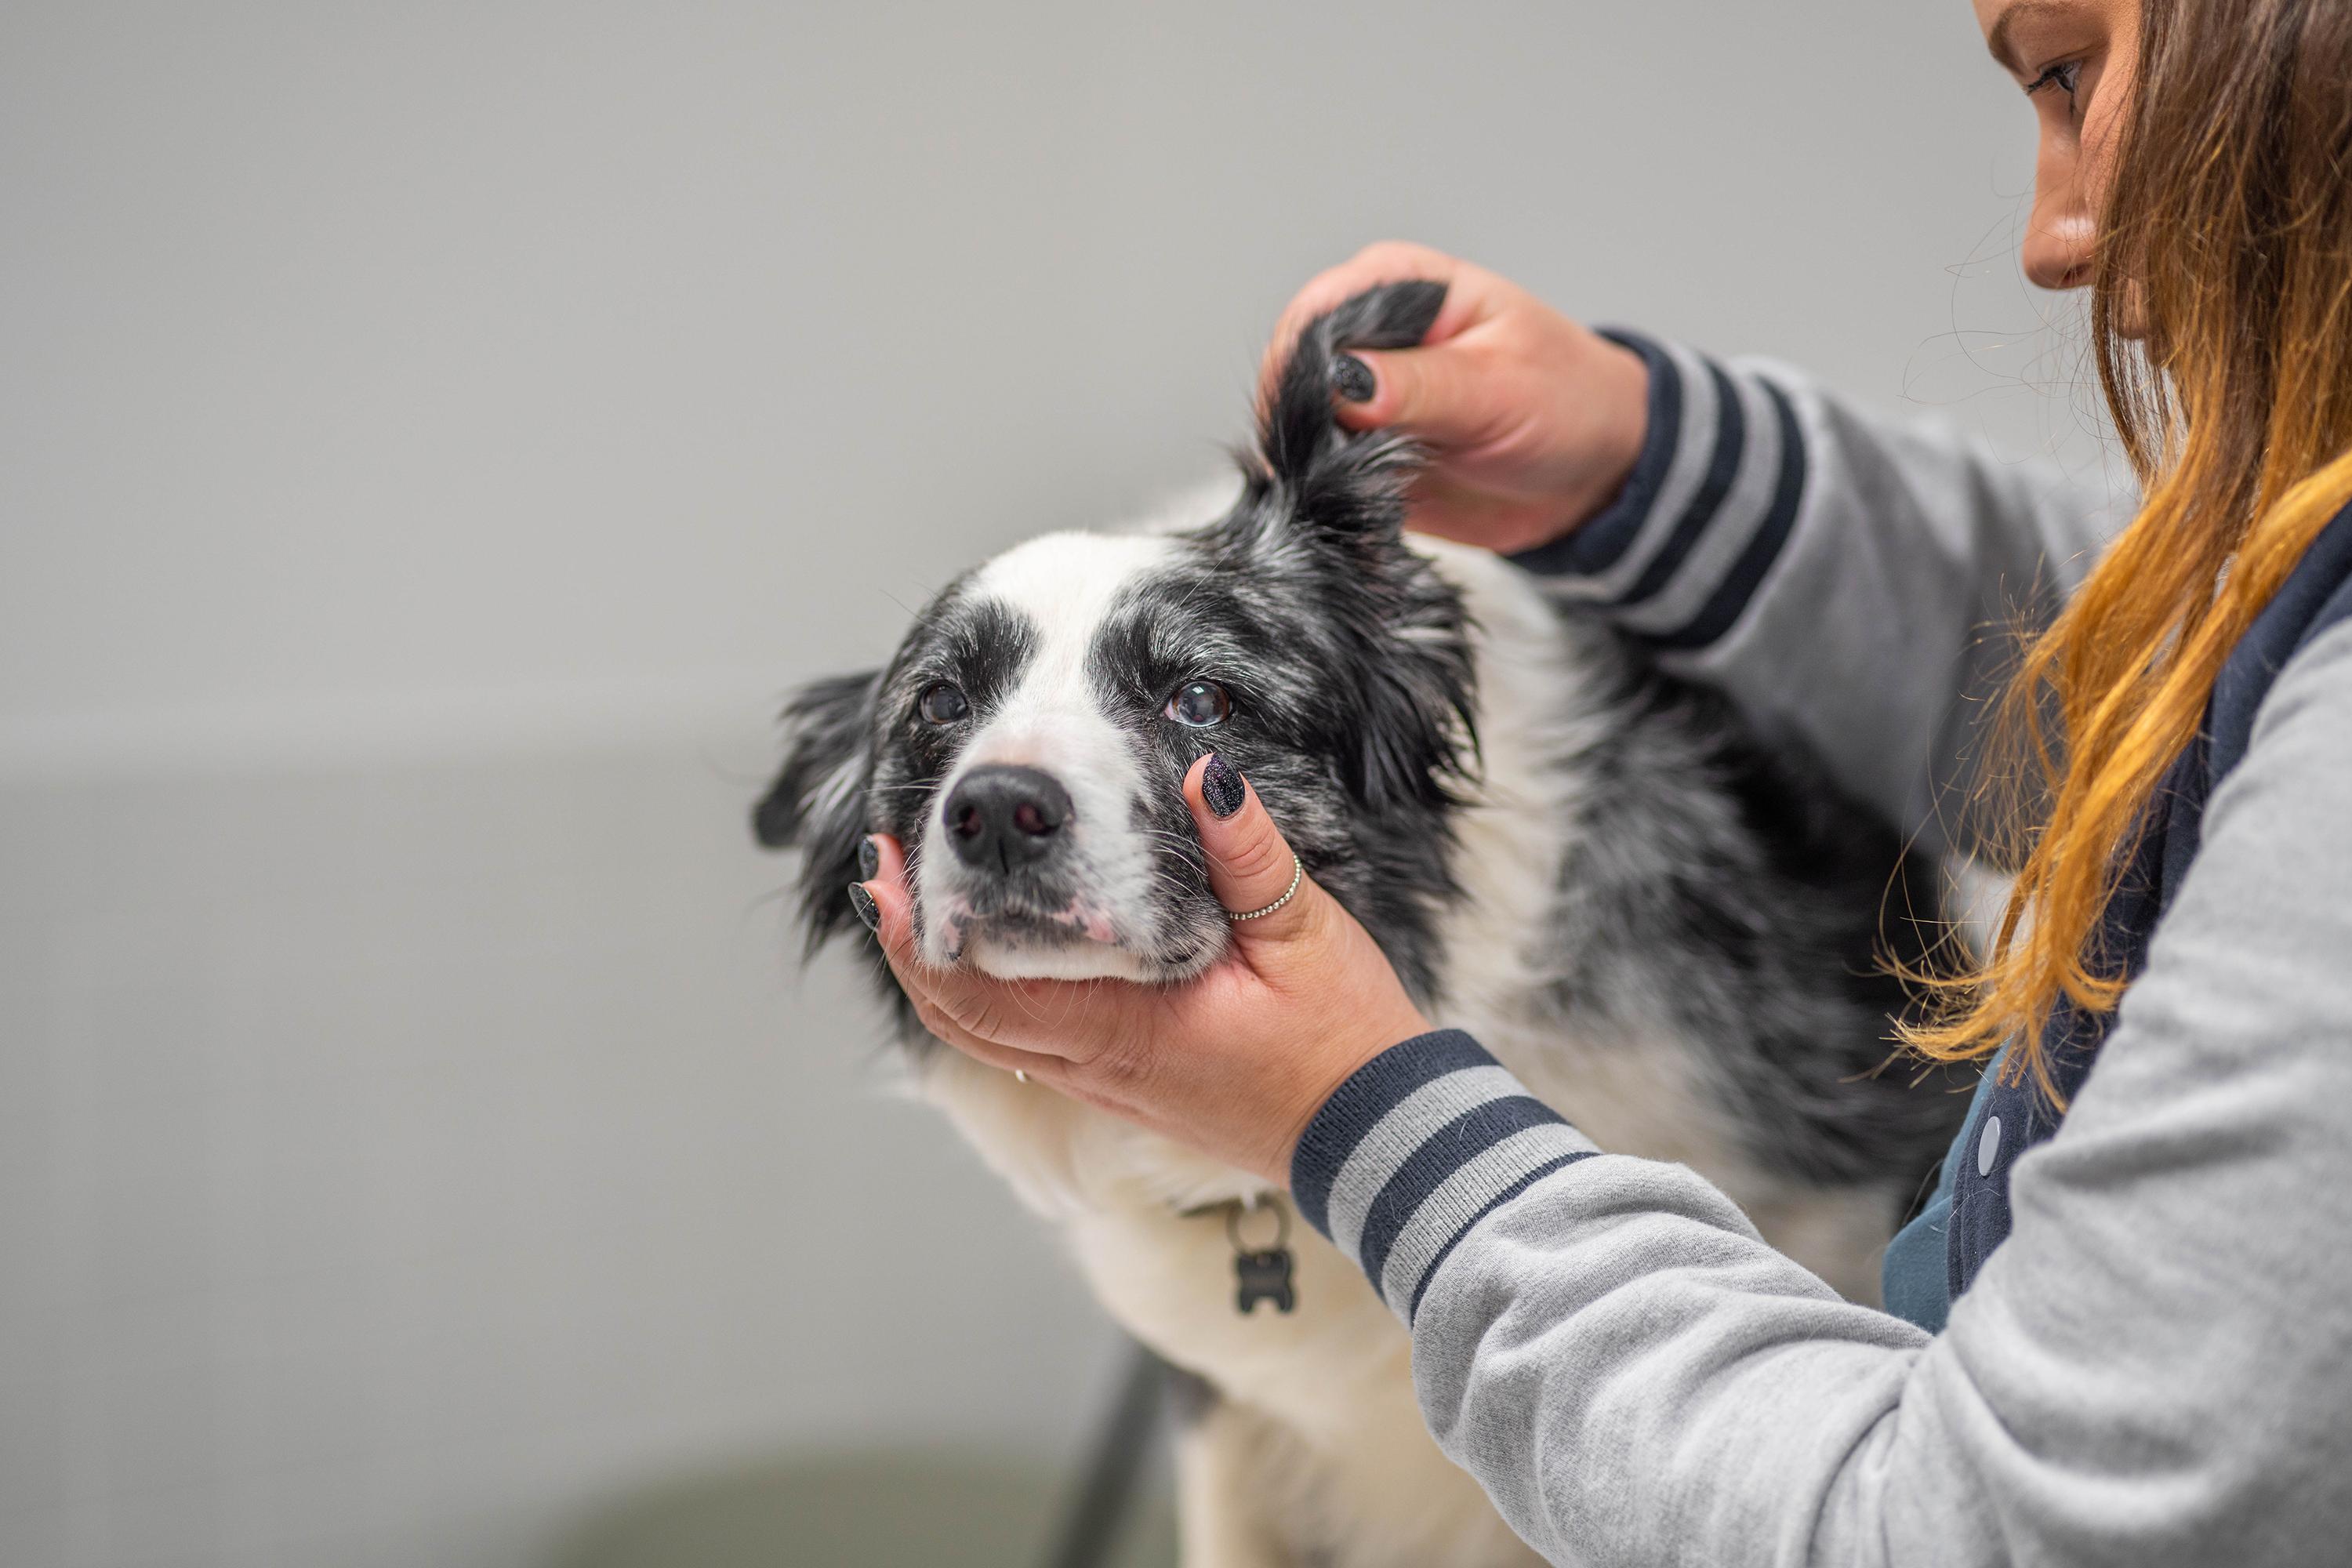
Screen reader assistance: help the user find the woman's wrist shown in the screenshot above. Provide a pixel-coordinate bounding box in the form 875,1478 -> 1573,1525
1270,1008 -> 1436,1189
1545,336 -> 1653,545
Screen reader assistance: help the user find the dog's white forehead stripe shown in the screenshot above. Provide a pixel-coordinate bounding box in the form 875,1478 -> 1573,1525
960,531 -> 1178,759
969,532 -> 1180,652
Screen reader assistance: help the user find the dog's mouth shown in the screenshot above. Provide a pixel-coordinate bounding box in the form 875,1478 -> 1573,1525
938,899 -> 1119,960
924,890 -> 1214,982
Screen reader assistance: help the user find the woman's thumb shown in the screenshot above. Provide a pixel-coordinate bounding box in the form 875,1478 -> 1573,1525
1331,339 -> 1483,441
1185,753 -> 1320,940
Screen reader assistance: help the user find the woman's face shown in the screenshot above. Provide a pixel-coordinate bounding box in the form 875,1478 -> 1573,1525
1973,0 -> 2141,292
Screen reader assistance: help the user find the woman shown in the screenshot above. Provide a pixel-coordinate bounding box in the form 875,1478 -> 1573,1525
855,0 -> 2352,1559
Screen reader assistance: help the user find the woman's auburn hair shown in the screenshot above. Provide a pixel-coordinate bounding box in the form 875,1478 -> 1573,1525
1904,0 -> 2352,1095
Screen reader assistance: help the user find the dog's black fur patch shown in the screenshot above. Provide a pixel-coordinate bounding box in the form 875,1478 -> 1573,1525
1534,646 -> 1962,1189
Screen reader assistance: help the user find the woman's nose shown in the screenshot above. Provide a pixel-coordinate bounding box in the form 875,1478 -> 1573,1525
2020,197 -> 2098,292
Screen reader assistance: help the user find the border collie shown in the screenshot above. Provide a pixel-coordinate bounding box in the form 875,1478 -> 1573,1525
755,282 -> 1962,1568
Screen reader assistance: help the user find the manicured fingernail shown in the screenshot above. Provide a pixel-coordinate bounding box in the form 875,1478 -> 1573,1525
847,882 -> 880,932
857,836 -> 880,880
1201,753 -> 1247,818
1330,352 -> 1374,403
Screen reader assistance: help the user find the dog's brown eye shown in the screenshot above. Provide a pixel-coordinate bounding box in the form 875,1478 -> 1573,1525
1164,680 -> 1230,728
918,682 -> 970,724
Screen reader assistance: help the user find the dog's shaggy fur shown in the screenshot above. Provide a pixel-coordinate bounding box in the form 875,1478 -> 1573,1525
756,283 -> 1965,1567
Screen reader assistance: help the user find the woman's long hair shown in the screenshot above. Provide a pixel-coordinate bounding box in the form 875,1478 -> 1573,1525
1905,0 -> 2352,1095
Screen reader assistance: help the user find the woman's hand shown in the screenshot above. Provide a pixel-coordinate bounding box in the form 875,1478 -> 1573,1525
1260,241 -> 1650,557
856,757 -> 1432,1188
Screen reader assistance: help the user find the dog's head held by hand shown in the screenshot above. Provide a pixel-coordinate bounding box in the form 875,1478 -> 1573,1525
753,281 -> 1476,1007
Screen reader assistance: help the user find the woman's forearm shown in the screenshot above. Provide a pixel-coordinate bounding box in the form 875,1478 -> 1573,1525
1291,1033 -> 1936,1568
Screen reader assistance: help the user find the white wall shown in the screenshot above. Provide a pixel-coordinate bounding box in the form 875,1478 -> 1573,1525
0,0 -> 2092,763
0,2 -> 2096,1565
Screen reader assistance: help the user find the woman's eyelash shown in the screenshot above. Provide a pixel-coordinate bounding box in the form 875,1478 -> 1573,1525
2025,59 -> 2084,100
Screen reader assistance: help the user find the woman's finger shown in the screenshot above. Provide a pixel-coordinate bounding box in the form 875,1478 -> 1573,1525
1328,334 -> 1499,440
857,864 -> 1025,1061
1253,242 -> 1485,416
857,855 -> 1135,1065
860,830 -> 906,884
858,863 -> 1069,1080
908,992 -> 1069,1085
1183,753 -> 1328,946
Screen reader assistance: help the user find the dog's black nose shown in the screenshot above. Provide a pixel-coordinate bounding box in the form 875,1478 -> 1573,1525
943,765 -> 1073,872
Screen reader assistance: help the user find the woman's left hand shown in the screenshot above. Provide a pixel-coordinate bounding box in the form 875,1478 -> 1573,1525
856,756 -> 1432,1187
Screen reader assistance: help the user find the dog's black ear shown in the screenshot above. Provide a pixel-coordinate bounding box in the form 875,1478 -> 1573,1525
753,669 -> 883,955
753,670 -> 880,850
1230,280 -> 1479,814
1254,278 -> 1446,535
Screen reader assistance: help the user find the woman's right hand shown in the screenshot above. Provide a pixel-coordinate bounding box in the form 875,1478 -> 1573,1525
1259,241 -> 1651,557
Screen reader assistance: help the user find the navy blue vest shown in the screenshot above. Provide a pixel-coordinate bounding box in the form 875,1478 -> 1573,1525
1883,500 -> 2352,1332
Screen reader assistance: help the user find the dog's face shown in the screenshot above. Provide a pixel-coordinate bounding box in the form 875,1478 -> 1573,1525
754,282 -> 1479,1011
858,526 -> 1234,982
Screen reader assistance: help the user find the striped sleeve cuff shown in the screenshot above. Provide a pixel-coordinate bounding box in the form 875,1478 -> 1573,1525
1508,330 -> 1812,655
1290,1030 -> 1598,1325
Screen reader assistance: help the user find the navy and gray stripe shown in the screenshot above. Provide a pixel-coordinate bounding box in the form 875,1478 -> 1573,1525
1290,1030 -> 1597,1323
1509,331 -> 1813,654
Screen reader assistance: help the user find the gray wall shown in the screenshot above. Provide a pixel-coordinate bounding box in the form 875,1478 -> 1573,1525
0,2 -> 2085,1564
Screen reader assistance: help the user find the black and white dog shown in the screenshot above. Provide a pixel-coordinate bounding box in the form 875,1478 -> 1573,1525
757,283 -> 1962,1568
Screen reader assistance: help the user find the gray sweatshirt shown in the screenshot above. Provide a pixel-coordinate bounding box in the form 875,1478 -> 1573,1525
1288,336 -> 2352,1566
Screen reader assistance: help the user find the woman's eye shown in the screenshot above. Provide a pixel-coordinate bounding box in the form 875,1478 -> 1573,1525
2027,59 -> 2083,103
1163,680 -> 1231,728
917,682 -> 970,724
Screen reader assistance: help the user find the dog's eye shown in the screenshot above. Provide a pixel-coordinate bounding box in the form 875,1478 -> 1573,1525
917,682 -> 971,725
1163,680 -> 1230,728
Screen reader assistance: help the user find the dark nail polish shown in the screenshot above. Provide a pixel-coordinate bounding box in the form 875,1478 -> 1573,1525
857,836 -> 880,880
1330,352 -> 1374,403
1201,753 -> 1247,819
847,882 -> 880,932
